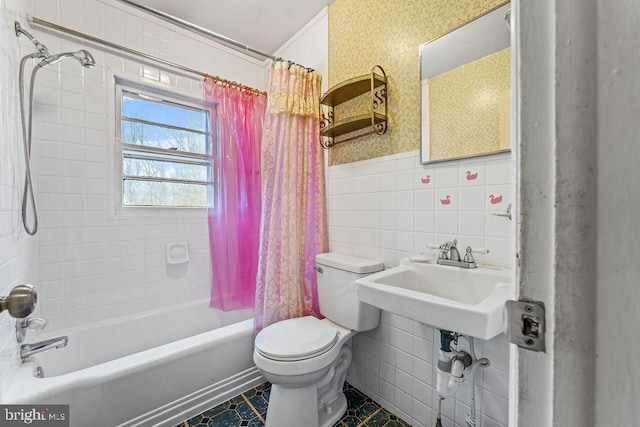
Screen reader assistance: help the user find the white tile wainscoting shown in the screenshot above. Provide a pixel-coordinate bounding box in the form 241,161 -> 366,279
327,150 -> 513,427
327,150 -> 513,269
348,312 -> 510,427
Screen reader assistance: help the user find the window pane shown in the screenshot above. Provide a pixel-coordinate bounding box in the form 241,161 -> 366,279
123,157 -> 208,182
122,120 -> 207,154
123,180 -> 207,207
122,93 -> 207,132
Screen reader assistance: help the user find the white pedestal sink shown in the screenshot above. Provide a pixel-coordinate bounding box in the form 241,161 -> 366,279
355,258 -> 513,340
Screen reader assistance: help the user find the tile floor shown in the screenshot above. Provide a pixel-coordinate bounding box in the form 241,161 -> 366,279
176,382 -> 411,427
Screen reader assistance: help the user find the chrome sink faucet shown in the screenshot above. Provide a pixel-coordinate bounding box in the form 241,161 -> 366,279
20,336 -> 68,360
438,240 -> 461,262
430,239 -> 489,269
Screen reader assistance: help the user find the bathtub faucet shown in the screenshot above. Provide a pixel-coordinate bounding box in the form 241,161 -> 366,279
20,336 -> 68,360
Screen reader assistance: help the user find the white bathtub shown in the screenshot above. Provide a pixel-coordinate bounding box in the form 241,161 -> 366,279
4,299 -> 264,427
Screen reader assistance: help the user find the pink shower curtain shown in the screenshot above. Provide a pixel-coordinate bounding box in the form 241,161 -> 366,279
254,62 -> 328,332
206,78 -> 266,311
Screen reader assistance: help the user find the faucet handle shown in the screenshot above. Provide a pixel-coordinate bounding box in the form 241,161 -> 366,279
428,243 -> 449,260
27,317 -> 48,332
463,246 -> 490,264
469,247 -> 489,255
16,317 -> 48,343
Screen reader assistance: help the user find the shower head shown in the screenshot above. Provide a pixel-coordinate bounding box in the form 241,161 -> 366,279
37,49 -> 96,69
15,22 -> 95,69
74,50 -> 96,68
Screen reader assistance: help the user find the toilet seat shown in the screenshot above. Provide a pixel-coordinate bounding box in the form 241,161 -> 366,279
255,316 -> 338,361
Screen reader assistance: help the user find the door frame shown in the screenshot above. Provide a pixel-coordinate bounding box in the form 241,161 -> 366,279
513,0 -> 598,425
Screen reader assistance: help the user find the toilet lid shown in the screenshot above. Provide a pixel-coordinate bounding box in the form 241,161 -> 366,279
255,316 -> 338,361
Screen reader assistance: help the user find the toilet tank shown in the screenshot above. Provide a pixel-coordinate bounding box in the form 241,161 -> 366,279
316,253 -> 384,331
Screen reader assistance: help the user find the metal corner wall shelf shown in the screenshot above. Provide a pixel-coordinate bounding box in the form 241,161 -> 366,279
319,65 -> 387,149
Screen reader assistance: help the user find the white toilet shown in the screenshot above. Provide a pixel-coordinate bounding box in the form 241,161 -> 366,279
253,253 -> 384,427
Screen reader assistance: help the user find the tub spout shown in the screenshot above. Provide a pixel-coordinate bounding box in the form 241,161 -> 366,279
20,336 -> 68,360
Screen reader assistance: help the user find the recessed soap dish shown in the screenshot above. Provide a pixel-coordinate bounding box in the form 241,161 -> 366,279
166,241 -> 189,264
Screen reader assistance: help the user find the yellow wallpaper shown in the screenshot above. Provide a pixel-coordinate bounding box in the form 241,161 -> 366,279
428,48 -> 510,161
328,0 -> 506,165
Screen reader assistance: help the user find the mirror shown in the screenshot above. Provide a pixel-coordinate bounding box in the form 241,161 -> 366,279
420,3 -> 511,164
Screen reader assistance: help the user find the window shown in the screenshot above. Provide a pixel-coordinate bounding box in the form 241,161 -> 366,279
116,83 -> 211,208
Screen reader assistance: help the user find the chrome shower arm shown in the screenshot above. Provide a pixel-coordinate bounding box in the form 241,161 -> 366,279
15,22 -> 49,57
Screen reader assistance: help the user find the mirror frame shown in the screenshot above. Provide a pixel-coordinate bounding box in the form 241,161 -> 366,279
420,2 -> 511,164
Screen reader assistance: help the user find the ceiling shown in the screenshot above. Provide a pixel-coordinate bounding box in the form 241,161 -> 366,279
127,0 -> 335,58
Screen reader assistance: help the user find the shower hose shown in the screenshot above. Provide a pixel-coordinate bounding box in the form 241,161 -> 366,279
18,53 -> 43,236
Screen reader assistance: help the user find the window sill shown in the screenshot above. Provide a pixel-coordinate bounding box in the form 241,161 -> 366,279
111,205 -> 208,222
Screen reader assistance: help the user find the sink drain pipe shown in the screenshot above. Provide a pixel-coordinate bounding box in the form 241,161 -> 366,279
436,330 -> 468,425
436,330 -> 468,399
436,330 -> 486,426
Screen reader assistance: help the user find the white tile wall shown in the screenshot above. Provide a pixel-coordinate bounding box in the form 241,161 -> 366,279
327,150 -> 512,427
0,0 -> 39,399
0,0 -> 267,396
352,319 -> 511,427
328,150 -> 513,269
22,0 -> 268,333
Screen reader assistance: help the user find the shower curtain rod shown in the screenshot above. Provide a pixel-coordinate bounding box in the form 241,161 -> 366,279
118,0 -> 273,60
26,15 -> 268,96
117,0 -> 314,72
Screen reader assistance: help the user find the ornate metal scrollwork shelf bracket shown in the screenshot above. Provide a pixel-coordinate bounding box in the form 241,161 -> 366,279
319,65 -> 388,149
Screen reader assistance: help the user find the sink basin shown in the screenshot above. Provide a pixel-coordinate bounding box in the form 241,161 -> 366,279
355,258 -> 512,340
